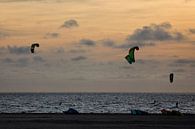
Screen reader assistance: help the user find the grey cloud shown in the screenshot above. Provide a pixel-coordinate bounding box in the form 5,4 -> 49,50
7,45 -> 30,55
189,28 -> 195,34
174,59 -> 195,64
120,66 -> 134,70
1,57 -> 30,67
0,31 -> 9,39
0,47 -> 5,50
33,56 -> 45,63
191,64 -> 195,67
17,57 -> 29,66
136,59 -> 160,64
115,41 -> 155,49
170,59 -> 195,68
71,56 -> 87,61
1,57 -> 14,64
1,56 -> 45,66
102,22 -> 184,49
128,22 -> 185,42
102,39 -> 154,49
0,47 -> 6,54
102,39 -> 135,49
61,19 -> 79,29
69,49 -> 86,53
173,32 -> 185,41
121,59 -> 159,70
102,39 -> 115,47
80,39 -> 96,46
173,68 -> 185,73
44,32 -> 59,39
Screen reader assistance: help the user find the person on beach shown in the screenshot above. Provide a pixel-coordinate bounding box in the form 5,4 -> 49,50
176,101 -> 179,108
150,100 -> 156,105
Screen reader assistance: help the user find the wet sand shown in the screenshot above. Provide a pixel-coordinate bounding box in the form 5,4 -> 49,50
0,113 -> 195,129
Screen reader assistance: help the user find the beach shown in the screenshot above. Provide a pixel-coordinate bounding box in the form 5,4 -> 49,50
0,113 -> 195,129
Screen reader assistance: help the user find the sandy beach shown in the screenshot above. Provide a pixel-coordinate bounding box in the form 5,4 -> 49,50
0,113 -> 194,129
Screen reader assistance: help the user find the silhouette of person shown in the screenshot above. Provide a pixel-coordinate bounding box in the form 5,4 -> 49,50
176,101 -> 179,108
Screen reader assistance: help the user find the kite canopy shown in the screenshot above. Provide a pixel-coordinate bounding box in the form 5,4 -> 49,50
31,43 -> 39,53
125,46 -> 139,64
170,73 -> 174,83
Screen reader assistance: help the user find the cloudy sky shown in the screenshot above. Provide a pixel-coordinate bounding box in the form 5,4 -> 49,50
0,0 -> 195,92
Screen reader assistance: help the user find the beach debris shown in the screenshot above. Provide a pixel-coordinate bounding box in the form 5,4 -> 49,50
125,46 -> 139,64
63,108 -> 79,114
131,109 -> 148,115
161,109 -> 182,116
31,43 -> 39,53
169,73 -> 174,83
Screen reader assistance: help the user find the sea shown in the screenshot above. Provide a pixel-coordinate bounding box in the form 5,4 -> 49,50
0,93 -> 194,114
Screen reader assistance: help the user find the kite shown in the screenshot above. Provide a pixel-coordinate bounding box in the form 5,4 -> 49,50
169,73 -> 174,83
31,43 -> 39,53
125,46 -> 139,64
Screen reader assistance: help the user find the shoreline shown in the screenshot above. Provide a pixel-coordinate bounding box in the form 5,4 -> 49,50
1,112 -> 195,115
0,113 -> 195,129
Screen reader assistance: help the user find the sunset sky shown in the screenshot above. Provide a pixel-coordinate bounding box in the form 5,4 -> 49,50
0,0 -> 195,92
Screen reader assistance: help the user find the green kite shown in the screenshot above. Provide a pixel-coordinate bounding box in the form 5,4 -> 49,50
125,46 -> 139,64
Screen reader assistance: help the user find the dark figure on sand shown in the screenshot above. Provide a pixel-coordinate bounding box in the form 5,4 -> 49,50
151,100 -> 156,104
176,101 -> 179,108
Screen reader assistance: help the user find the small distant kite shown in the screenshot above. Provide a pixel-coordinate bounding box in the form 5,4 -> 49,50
125,46 -> 139,64
31,43 -> 39,53
169,73 -> 174,83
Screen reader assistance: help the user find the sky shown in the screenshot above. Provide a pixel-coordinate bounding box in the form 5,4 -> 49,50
0,0 -> 195,93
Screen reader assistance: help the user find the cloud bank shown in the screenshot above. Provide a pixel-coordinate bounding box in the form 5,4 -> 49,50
102,22 -> 186,49
44,32 -> 59,39
189,28 -> 195,34
71,56 -> 87,61
128,22 -> 185,42
79,39 -> 96,46
7,46 -> 30,55
61,19 -> 79,29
